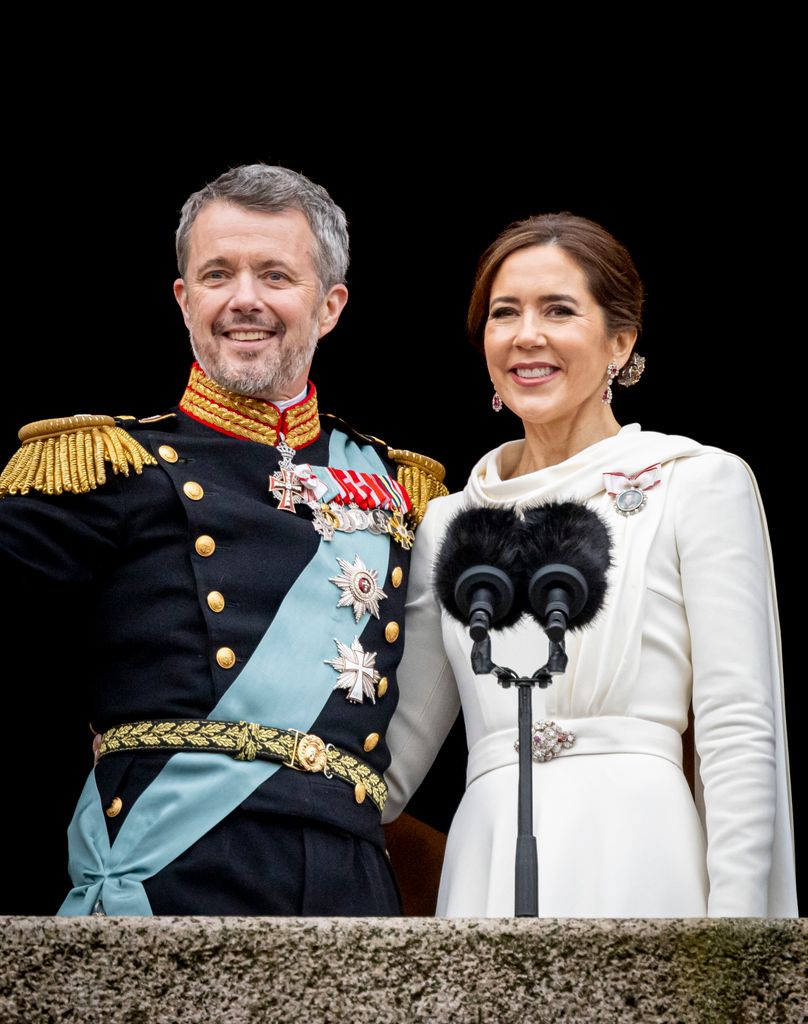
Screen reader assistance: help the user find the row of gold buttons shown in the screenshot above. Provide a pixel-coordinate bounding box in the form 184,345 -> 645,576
161,450 -> 237,669
119,420 -> 189,827
104,445 -> 401,820
167,444 -> 396,761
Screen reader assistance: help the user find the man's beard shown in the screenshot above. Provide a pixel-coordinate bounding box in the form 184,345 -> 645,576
189,318 -> 320,401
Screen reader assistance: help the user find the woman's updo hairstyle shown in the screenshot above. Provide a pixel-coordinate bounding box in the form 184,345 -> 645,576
467,213 -> 644,350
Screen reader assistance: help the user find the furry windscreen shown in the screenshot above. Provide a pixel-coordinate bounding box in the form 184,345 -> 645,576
520,502 -> 612,630
433,506 -> 525,629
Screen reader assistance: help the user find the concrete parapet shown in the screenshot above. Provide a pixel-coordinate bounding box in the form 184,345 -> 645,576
1,916 -> 805,1023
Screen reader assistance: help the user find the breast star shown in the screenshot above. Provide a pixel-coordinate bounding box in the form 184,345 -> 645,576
329,555 -> 387,622
325,636 -> 380,704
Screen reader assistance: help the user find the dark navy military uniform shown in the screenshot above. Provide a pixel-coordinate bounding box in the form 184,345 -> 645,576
0,368 -> 441,915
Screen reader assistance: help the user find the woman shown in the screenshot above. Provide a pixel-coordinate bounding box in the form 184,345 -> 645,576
384,213 -> 797,917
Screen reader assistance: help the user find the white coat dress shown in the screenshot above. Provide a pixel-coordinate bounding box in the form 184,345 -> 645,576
384,424 -> 797,917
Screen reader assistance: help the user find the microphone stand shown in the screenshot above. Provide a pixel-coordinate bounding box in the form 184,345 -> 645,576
470,634 -> 568,917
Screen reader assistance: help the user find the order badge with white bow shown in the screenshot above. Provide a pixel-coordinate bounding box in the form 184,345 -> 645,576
603,464 -> 662,516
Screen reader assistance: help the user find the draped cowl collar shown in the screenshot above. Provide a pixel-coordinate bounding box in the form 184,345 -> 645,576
463,423 -> 710,507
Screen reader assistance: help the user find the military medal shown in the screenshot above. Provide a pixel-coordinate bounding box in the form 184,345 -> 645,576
346,506 -> 371,531
312,503 -> 340,540
325,636 -> 381,704
367,509 -> 389,534
330,555 -> 387,621
269,466 -> 307,512
311,502 -> 412,543
269,434 -> 327,514
335,507 -> 357,533
304,464 -> 415,543
387,509 -> 415,549
603,464 -> 662,517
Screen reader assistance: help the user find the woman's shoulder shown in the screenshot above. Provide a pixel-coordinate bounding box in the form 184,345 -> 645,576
666,445 -> 756,489
662,446 -> 766,542
629,428 -> 756,485
421,491 -> 468,531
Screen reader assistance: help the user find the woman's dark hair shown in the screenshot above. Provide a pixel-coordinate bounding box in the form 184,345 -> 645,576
467,213 -> 644,349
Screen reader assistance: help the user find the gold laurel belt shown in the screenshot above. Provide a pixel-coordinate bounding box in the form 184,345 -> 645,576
97,719 -> 388,813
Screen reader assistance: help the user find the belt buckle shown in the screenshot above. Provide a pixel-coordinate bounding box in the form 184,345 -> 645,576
287,730 -> 332,778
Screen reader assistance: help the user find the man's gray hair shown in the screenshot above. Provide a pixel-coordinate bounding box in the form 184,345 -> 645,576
176,164 -> 349,291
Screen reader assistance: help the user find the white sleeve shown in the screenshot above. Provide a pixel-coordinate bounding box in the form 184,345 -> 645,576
383,498 -> 461,823
674,452 -> 797,915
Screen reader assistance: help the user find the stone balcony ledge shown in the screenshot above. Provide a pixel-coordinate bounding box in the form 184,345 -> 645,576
1,916 -> 805,1023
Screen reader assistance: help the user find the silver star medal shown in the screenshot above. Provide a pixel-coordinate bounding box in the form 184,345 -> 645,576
325,636 -> 380,704
329,555 -> 387,621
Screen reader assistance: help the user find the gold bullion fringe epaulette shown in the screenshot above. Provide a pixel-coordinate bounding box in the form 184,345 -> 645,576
388,449 -> 449,526
98,719 -> 388,813
0,414 -> 158,497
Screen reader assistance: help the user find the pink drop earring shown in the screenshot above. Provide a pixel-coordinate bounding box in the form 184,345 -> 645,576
602,362 -> 619,405
492,390 -> 503,413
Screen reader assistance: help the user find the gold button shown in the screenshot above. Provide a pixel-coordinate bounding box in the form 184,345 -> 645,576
216,647 -> 236,669
363,732 -> 380,752
384,621 -> 400,643
207,591 -> 225,613
377,677 -> 388,698
158,444 -> 178,464
183,481 -> 204,501
354,781 -> 366,804
195,535 -> 216,557
391,566 -> 403,588
105,797 -> 123,818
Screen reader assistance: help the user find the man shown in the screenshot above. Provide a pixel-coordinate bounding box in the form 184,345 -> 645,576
0,165 -> 447,915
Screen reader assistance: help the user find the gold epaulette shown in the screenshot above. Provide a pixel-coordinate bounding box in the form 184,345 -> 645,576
0,415 -> 158,498
387,449 -> 449,526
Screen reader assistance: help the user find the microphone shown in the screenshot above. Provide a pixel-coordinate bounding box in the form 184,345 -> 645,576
519,502 -> 612,642
434,506 -> 525,641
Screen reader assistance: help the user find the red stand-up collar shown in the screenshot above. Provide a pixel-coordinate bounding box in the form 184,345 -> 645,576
178,363 -> 320,449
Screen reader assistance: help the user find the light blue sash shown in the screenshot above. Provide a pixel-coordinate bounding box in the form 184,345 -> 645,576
59,431 -> 390,915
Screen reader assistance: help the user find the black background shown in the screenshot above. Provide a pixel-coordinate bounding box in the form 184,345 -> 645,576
1,89 -> 803,914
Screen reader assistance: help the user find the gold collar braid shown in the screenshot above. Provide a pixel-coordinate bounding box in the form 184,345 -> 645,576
179,363 -> 321,449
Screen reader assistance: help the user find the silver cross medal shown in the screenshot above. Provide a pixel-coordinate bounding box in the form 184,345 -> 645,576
269,434 -> 308,513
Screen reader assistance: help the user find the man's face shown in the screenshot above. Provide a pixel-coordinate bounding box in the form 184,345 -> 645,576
174,201 -> 347,402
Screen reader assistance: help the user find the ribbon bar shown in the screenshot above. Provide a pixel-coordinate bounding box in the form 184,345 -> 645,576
327,467 -> 412,512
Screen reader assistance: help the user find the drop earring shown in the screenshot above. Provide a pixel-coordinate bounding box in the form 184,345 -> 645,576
602,362 -> 619,405
492,390 -> 503,413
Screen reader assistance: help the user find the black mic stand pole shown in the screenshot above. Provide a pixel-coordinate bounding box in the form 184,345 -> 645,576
514,675 -> 539,916
471,635 -> 567,917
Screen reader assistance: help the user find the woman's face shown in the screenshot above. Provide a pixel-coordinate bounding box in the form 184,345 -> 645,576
484,244 -> 633,430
